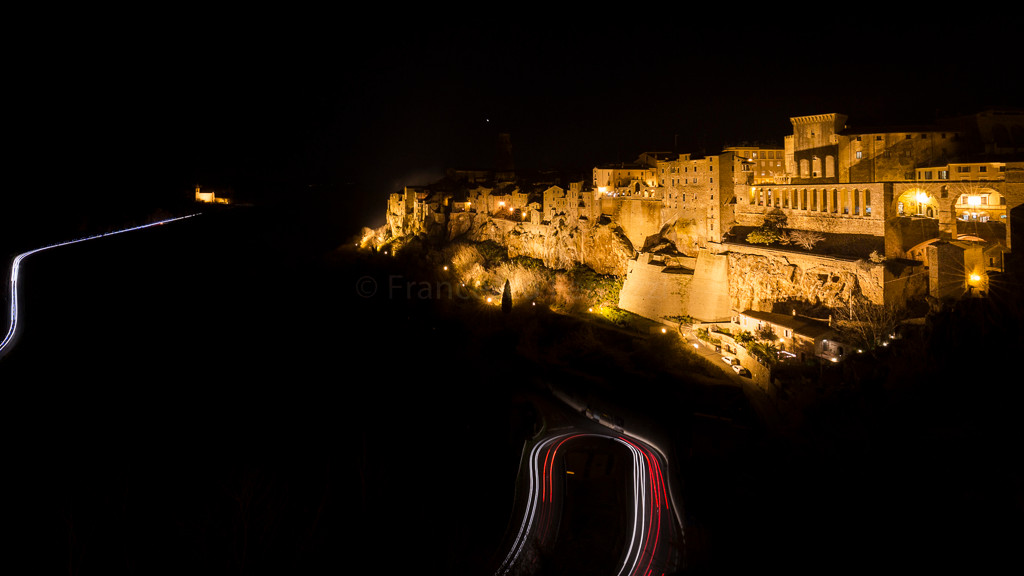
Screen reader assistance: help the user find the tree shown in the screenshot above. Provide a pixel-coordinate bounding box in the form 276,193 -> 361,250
746,208 -> 787,245
832,299 -> 904,350
501,279 -> 512,313
746,227 -> 781,245
788,229 -> 825,250
748,340 -> 779,366
762,208 -> 788,231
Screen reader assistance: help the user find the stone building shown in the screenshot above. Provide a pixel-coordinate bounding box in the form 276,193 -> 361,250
735,309 -> 842,363
724,145 -> 787,185
381,108 -> 1024,340
592,160 -> 658,196
653,151 -> 740,249
542,182 -> 599,224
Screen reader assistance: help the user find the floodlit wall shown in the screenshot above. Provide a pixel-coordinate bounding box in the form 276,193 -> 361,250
617,253 -> 693,322
606,198 -> 664,251
686,251 -> 732,322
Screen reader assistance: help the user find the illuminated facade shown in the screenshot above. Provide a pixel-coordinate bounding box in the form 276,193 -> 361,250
384,108 -> 1023,322
655,152 -> 739,246
593,162 -> 657,197
194,185 -> 230,204
723,146 -> 787,185
735,309 -> 842,363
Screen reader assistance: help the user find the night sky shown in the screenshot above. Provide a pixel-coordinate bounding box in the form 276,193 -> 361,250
8,12 -> 1023,246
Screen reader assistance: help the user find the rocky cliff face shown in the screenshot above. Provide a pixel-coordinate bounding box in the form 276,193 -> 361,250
728,250 -> 884,312
450,213 -> 634,276
661,218 -> 701,256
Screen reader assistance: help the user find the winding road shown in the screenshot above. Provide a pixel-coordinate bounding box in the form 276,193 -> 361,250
1,214 -> 199,360
493,386 -> 685,576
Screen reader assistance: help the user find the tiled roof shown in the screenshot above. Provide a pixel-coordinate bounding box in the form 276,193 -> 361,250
740,309 -> 834,339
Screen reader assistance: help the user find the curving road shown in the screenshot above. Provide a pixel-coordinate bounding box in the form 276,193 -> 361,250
1,214 -> 199,360
493,388 -> 684,576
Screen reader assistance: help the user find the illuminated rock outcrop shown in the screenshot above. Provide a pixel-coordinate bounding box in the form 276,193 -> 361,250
726,247 -> 886,312
451,212 -> 635,276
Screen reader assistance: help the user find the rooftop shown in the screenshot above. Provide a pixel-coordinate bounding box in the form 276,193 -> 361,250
740,309 -> 835,339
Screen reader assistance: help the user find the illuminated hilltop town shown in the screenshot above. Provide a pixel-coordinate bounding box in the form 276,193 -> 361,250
375,109 -> 1023,382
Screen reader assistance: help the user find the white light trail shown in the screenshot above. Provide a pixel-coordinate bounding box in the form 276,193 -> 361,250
495,430 -> 674,576
1,214 -> 200,359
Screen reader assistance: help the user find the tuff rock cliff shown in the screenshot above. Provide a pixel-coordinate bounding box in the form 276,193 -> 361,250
727,250 -> 885,312
446,212 -> 635,276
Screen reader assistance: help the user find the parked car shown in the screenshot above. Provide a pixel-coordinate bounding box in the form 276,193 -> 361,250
731,364 -> 750,376
721,355 -> 735,365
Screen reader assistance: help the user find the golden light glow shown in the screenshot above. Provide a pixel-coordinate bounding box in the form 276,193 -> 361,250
967,195 -> 981,207
969,273 -> 982,283
915,191 -> 930,204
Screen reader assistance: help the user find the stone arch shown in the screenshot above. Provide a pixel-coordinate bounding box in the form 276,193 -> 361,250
906,237 -> 942,263
948,183 -> 1003,222
893,187 -> 938,219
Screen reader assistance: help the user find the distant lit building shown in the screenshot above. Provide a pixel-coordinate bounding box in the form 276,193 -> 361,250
194,185 -> 230,204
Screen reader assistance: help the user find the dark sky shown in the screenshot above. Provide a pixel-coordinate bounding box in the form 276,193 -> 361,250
10,12 -> 1023,240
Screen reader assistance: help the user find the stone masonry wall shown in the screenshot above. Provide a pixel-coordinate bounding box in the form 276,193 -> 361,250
617,253 -> 693,322
606,198 -> 665,251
